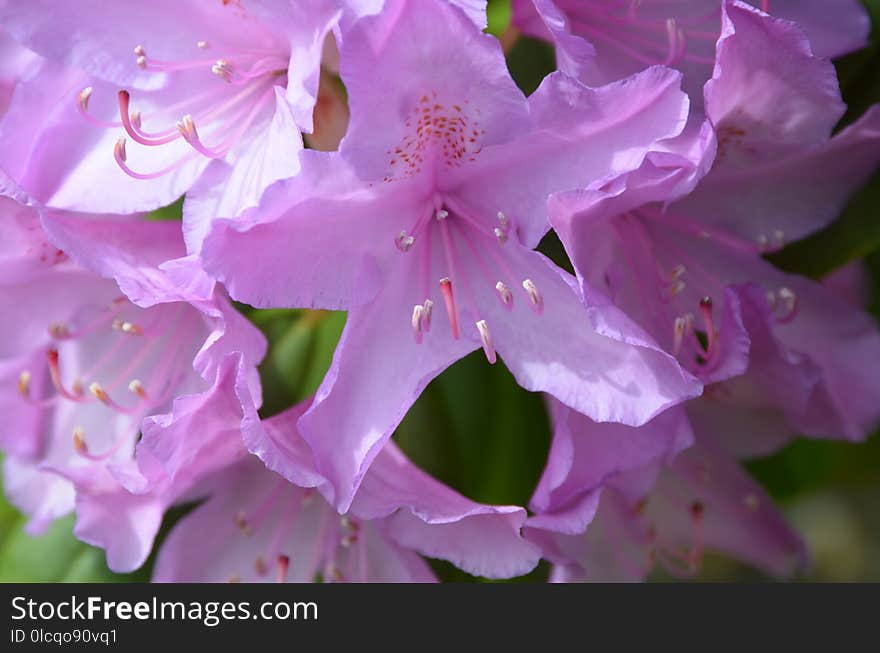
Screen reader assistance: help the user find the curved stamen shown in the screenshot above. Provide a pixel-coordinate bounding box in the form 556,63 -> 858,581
118,90 -> 181,146
46,349 -> 88,402
72,426 -> 126,462
76,87 -> 123,128
113,137 -> 199,180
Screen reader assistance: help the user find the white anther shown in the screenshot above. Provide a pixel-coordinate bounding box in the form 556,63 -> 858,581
476,320 -> 497,365
395,230 -> 414,252
114,137 -> 128,162
670,264 -> 686,280
128,379 -> 147,398
340,534 -> 358,548
435,209 -> 449,221
669,280 -> 685,297
73,426 -> 88,454
757,234 -> 770,251
17,371 -> 31,397
197,40 -> 210,49
120,321 -> 142,335
211,59 -> 233,82
497,211 -> 509,227
494,227 -> 508,244
673,315 -> 688,356
130,110 -> 142,128
422,300 -> 434,332
773,229 -> 786,246
496,281 -> 513,307
89,382 -> 109,403
777,287 -> 797,321
411,304 -> 424,344
133,45 -> 145,57
77,87 -> 93,111
136,55 -> 147,69
49,322 -> 70,339
522,279 -> 544,314
176,114 -> 196,139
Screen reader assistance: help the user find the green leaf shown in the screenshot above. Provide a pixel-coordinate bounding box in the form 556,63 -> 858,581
395,351 -> 552,508
487,0 -> 511,37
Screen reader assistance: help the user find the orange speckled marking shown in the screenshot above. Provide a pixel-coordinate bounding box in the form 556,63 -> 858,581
383,92 -> 486,182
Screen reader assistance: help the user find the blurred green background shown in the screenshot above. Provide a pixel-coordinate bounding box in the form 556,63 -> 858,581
1,0 -> 879,582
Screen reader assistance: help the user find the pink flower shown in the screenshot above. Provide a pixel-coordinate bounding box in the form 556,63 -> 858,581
512,0 -> 870,103
0,0 -> 345,254
549,1 -> 880,442
201,0 -> 702,511
62,392 -> 541,580
0,185 -> 265,534
527,400 -> 807,581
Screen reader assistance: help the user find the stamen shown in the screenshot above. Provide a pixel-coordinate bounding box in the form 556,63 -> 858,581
476,320 -> 497,364
73,426 -> 88,455
775,287 -> 798,323
496,211 -> 509,228
197,40 -> 210,50
522,279 -> 544,314
17,371 -> 31,397
77,86 -> 123,128
326,564 -> 345,582
255,556 -> 267,576
118,90 -> 180,146
670,264 -> 686,280
395,230 -> 415,252
340,534 -> 358,548
422,300 -> 433,333
672,315 -> 691,357
114,136 -> 200,180
744,494 -> 760,512
128,379 -> 147,399
699,297 -> 717,358
665,18 -> 680,65
495,282 -> 513,309
212,59 -> 234,83
47,348 -> 85,400
276,554 -> 290,583
89,382 -> 110,404
77,87 -> 93,113
436,209 -> 449,221
411,304 -> 424,344
439,278 -> 460,339
234,511 -> 253,535
112,319 -> 143,335
494,227 -> 508,244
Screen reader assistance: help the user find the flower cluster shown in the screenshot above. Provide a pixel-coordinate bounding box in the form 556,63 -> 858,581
0,0 -> 878,582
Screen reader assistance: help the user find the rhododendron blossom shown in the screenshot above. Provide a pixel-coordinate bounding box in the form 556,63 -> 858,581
0,0 -> 878,586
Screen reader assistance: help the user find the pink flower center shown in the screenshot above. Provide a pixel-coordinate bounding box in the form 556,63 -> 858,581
396,194 -> 544,364
229,484 -> 370,583
607,209 -> 798,374
77,40 -> 288,179
16,297 -> 200,461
